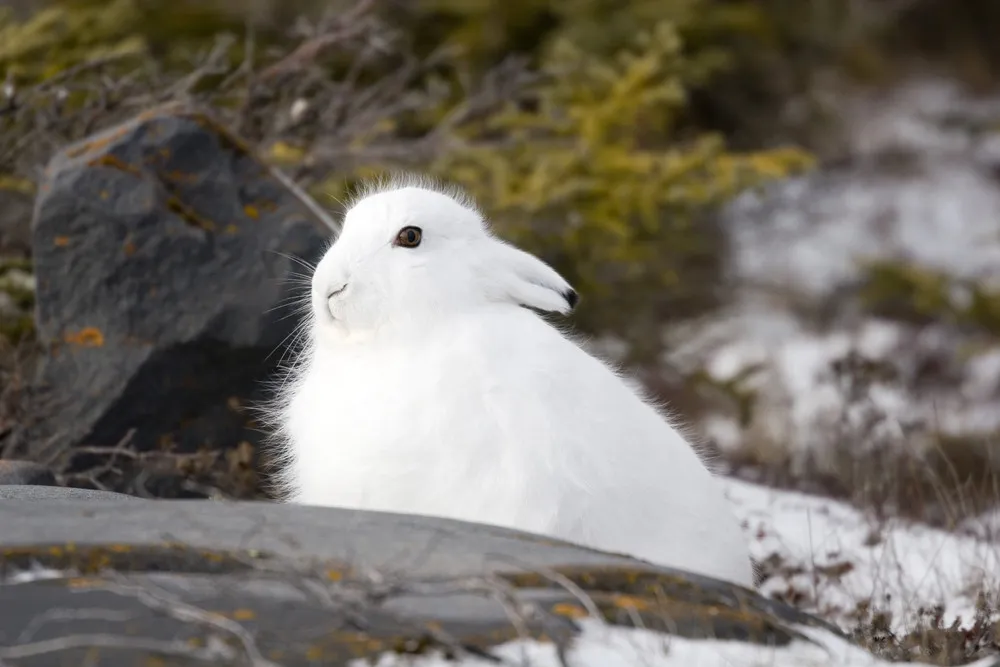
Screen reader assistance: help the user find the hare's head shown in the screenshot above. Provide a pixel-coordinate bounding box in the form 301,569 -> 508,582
310,177 -> 577,341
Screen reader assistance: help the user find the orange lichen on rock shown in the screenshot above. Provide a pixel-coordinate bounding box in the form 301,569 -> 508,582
54,235 -> 70,247
608,593 -> 653,611
87,154 -> 142,177
166,196 -> 216,231
160,170 -> 198,184
551,602 -> 589,619
64,327 -> 105,347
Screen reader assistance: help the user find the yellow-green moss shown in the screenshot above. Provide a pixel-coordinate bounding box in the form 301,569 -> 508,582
430,23 -> 811,350
859,259 -> 1000,337
0,0 -> 146,81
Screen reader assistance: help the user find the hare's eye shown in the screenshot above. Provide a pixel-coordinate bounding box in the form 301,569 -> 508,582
394,226 -> 422,248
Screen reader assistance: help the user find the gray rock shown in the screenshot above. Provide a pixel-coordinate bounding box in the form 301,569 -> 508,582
23,105 -> 330,468
0,484 -> 140,501
0,500 -> 846,666
0,460 -> 56,486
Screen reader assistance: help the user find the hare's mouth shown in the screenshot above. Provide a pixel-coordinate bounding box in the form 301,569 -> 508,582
324,283 -> 349,320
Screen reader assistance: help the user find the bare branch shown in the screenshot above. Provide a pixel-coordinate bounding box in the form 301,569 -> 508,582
267,165 -> 341,234
17,609 -> 137,644
257,0 -> 379,82
0,634 -> 234,662
97,574 -> 280,667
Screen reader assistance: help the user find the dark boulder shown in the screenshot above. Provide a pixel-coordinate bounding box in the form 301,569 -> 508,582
0,499 -> 855,666
20,105 -> 330,477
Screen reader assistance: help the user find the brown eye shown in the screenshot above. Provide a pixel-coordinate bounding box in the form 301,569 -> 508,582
395,226 -> 422,248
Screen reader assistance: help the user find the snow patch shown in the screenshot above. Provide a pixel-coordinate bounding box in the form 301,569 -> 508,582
351,618 -> 1000,667
726,479 -> 1000,634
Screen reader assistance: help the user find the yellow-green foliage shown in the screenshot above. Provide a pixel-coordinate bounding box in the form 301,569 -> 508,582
425,23 -> 812,343
0,0 -> 303,84
417,0 -> 764,69
0,0 -> 145,81
860,260 -> 1000,337
411,0 -> 862,147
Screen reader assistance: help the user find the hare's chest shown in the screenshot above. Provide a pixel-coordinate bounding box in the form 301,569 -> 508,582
286,343 -> 545,512
292,345 -> 484,451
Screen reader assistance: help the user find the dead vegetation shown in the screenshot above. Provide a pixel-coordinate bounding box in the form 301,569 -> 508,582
0,335 -> 37,453
756,545 -> 999,666
0,0 -> 535,187
721,341 -> 1000,531
853,594 -> 1000,666
47,430 -> 266,500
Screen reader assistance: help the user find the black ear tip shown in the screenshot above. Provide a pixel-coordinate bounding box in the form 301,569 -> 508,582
563,288 -> 579,309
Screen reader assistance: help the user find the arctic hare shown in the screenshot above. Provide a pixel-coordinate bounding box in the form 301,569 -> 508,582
269,177 -> 754,587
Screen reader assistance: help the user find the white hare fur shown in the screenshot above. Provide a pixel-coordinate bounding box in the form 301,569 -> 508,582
268,175 -> 754,588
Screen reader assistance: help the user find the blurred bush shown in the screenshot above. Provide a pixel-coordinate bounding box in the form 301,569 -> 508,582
880,0 -> 1000,89
423,24 -> 812,356
860,261 -> 1000,338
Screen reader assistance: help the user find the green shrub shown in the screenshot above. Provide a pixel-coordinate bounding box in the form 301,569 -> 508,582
859,260 -> 1000,338
426,24 -> 813,353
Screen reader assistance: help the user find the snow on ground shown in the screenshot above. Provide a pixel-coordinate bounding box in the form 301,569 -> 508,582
354,619 -> 1000,667
668,76 -> 1000,464
679,309 -> 1000,468
725,478 -> 1000,634
728,76 -> 1000,297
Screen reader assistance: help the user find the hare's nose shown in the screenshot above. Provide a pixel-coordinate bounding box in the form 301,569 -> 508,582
327,283 -> 348,299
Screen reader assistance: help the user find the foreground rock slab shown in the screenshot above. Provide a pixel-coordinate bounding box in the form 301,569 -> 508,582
0,484 -> 139,501
23,104 -> 329,467
0,497 -> 879,667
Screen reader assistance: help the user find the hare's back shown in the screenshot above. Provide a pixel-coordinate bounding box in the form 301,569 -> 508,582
442,308 -> 754,584
443,308 -> 709,469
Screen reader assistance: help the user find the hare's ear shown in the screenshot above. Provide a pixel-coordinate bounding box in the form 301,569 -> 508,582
485,239 -> 578,315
